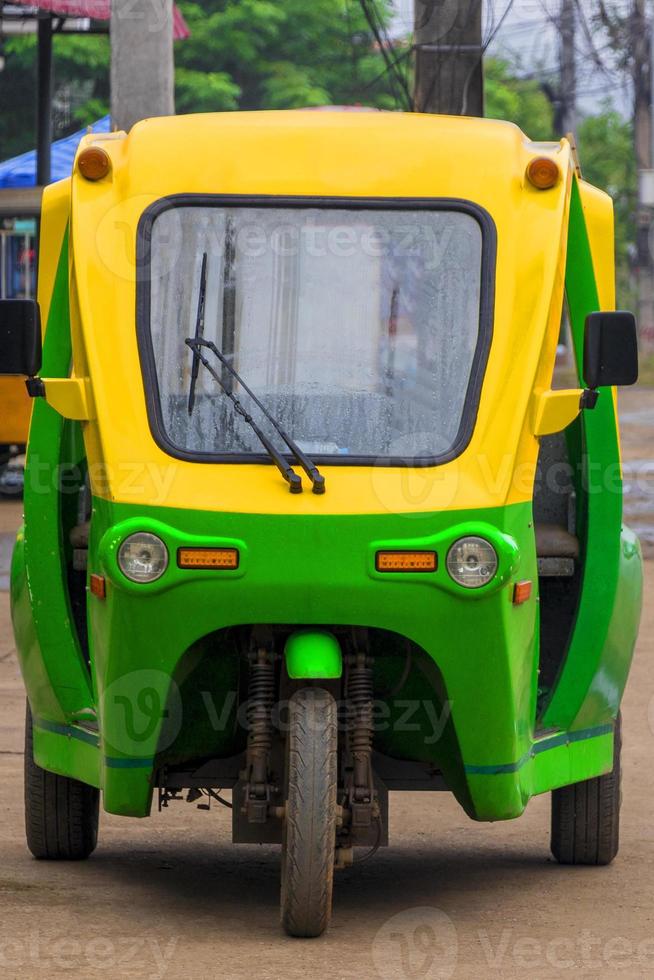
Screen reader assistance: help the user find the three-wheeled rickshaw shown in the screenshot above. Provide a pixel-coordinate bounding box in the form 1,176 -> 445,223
0,110 -> 642,937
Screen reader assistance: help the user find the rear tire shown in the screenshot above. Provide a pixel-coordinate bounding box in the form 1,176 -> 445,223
24,703 -> 99,860
550,714 -> 621,865
280,688 -> 337,938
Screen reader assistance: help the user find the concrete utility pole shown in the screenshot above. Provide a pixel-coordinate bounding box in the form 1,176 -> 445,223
557,0 -> 576,135
110,0 -> 175,133
632,0 -> 654,347
413,0 -> 484,116
36,14 -> 53,185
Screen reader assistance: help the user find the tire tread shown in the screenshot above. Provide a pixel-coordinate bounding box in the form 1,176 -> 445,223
281,688 -> 337,938
24,703 -> 99,860
551,715 -> 621,866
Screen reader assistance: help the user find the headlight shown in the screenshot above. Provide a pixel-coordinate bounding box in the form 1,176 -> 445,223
118,532 -> 168,583
446,536 -> 498,589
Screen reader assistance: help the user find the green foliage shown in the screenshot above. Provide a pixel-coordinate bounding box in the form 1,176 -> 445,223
577,107 -> 636,293
175,68 -> 241,114
580,109 -> 637,307
0,10 -> 636,308
174,0 -> 401,111
484,60 -> 635,306
484,58 -> 555,140
0,0 -> 400,158
0,38 -> 36,158
0,33 -> 110,157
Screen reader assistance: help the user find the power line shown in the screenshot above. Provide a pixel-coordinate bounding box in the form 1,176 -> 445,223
358,0 -> 413,109
572,0 -> 617,80
372,0 -> 414,106
483,0 -> 518,49
358,43 -> 415,97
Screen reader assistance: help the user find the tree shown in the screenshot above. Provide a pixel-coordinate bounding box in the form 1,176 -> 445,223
484,59 -> 634,305
0,15 -> 635,308
174,0 -> 403,113
577,107 -> 636,304
0,33 -> 110,158
0,0 -> 401,158
484,58 -> 555,140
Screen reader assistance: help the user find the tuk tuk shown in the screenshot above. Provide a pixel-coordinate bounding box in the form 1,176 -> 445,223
0,111 -> 642,937
0,207 -> 38,494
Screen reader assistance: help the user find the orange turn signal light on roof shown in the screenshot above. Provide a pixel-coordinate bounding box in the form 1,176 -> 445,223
78,145 -> 111,181
526,156 -> 560,190
375,551 -> 437,573
178,547 -> 240,570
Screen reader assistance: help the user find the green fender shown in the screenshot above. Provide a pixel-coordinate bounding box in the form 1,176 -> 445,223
284,630 -> 343,680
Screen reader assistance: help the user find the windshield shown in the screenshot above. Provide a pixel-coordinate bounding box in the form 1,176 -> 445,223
139,200 -> 490,463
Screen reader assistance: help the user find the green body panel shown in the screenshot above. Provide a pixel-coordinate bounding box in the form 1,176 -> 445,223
33,719 -> 101,789
540,180 -> 643,730
11,230 -> 93,724
17,492 -> 614,820
10,179 -> 642,825
284,630 -> 343,679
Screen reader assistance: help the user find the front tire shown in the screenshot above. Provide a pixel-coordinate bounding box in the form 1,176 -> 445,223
550,714 -> 621,865
280,688 -> 338,938
24,703 -> 99,860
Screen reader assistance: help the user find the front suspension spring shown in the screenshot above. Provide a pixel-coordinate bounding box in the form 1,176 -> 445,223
347,653 -> 374,802
245,649 -> 275,798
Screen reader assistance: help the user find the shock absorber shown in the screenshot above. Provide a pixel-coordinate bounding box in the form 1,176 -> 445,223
244,648 -> 275,822
347,652 -> 375,809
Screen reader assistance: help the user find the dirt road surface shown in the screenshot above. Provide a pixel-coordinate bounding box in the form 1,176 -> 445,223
0,389 -> 652,980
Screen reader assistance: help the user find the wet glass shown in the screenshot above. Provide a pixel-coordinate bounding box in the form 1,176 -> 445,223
146,205 -> 483,461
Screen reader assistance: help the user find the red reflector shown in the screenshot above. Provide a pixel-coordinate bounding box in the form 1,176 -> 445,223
90,573 -> 106,599
513,580 -> 532,605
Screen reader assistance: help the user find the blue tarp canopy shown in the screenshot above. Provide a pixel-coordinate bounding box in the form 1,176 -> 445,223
0,117 -> 111,189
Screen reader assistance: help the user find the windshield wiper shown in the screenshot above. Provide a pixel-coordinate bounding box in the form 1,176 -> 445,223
187,252 -> 208,416
186,252 -> 325,494
186,338 -> 303,494
186,337 -> 326,494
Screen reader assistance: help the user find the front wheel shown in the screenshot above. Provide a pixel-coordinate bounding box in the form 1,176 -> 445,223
280,688 -> 338,937
24,703 -> 99,860
550,714 -> 621,865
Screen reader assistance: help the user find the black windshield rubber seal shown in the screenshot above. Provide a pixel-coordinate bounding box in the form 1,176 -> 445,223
135,194 -> 497,468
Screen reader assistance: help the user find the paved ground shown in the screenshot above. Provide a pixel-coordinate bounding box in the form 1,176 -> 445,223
620,388 -> 654,557
0,389 -> 652,979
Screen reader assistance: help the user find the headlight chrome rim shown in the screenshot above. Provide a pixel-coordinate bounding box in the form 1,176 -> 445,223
117,532 -> 169,584
446,535 -> 498,589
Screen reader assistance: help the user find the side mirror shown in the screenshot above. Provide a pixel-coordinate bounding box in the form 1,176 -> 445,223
0,299 -> 42,377
583,311 -> 638,389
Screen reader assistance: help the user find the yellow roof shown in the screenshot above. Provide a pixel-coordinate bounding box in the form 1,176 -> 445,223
80,109 -> 567,202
